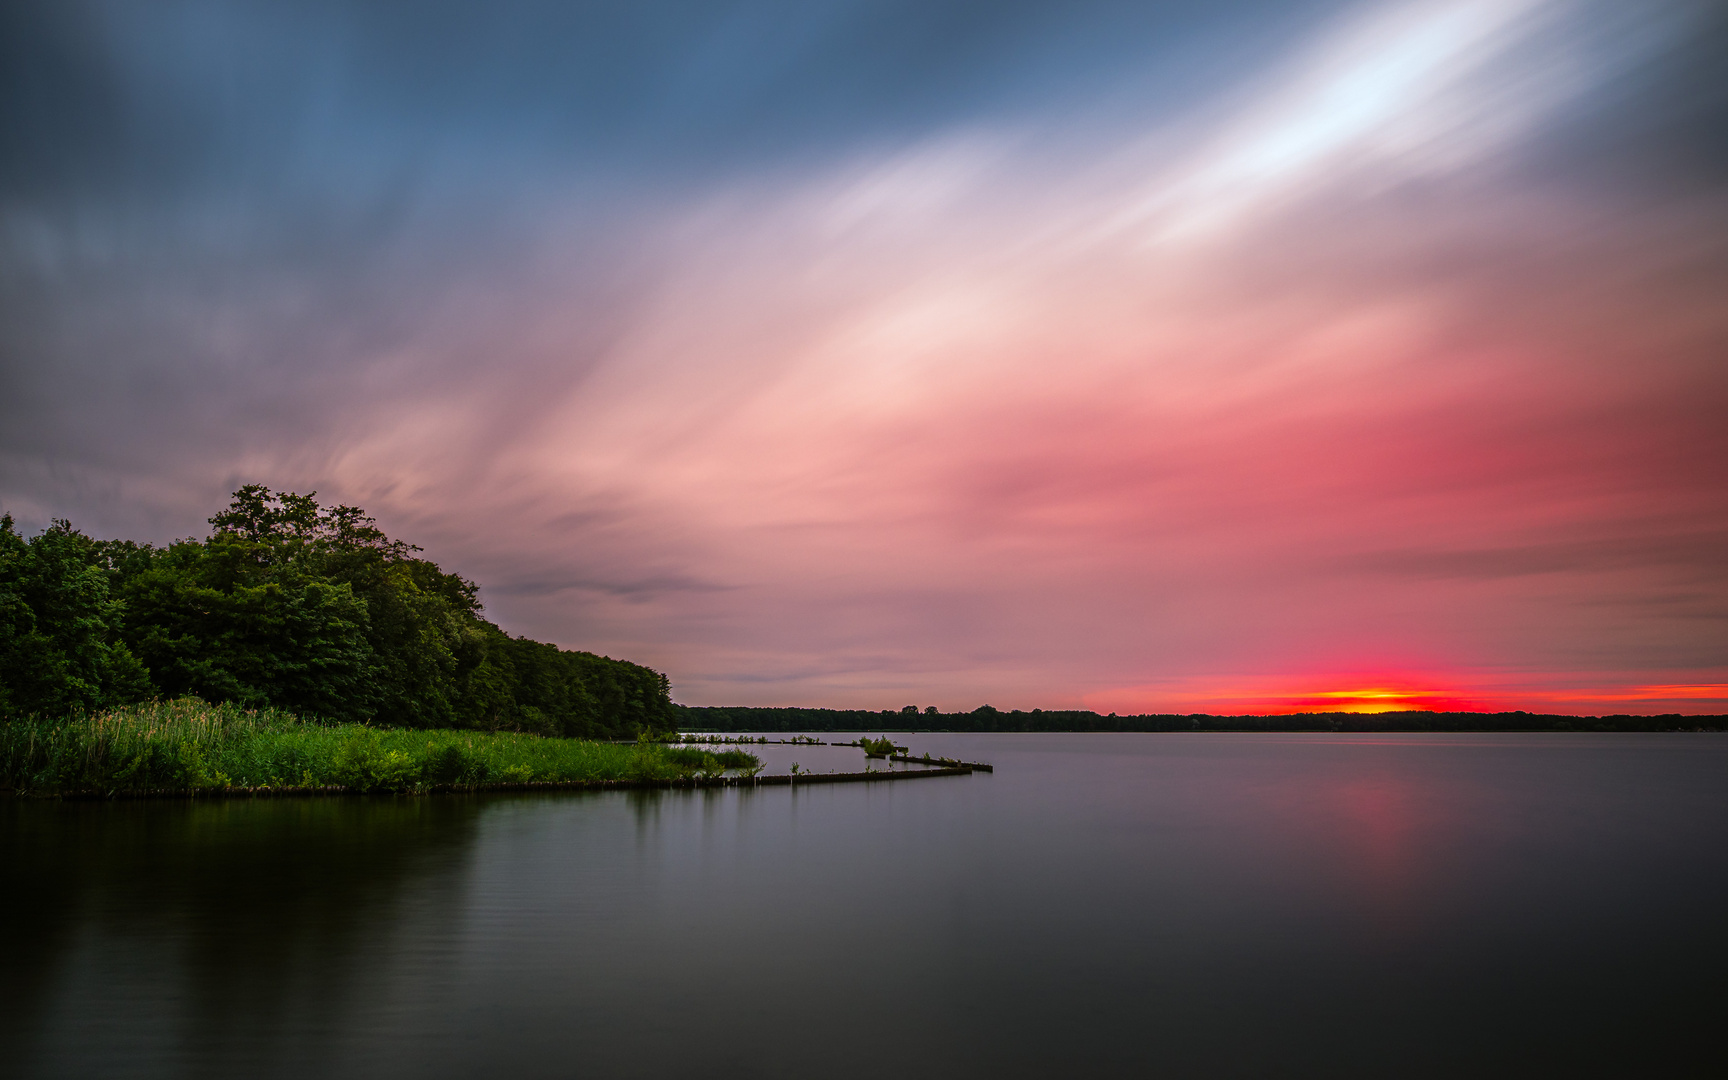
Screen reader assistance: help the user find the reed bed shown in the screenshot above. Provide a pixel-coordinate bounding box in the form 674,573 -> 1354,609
0,699 -> 760,796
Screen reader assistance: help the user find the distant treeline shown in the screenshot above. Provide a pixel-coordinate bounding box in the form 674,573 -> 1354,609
677,705 -> 1727,733
1,486 -> 677,738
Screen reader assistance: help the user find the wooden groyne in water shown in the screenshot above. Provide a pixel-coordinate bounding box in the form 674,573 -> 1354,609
27,764 -> 982,801
758,766 -> 976,786
888,754 -> 994,773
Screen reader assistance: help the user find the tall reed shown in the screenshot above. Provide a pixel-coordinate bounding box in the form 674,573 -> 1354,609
0,699 -> 759,796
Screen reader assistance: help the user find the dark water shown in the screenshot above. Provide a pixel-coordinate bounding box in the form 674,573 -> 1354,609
5,733 -> 1726,1079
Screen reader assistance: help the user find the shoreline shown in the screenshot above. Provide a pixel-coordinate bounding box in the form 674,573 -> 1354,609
3,765 -> 979,801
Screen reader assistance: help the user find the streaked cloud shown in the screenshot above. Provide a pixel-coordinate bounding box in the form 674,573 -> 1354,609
3,0 -> 1724,711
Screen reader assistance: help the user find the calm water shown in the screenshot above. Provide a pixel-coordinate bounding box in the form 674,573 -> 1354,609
5,733 -> 1726,1079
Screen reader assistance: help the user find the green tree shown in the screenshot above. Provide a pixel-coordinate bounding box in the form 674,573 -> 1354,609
11,486 -> 679,737
0,516 -> 152,717
118,533 -> 378,721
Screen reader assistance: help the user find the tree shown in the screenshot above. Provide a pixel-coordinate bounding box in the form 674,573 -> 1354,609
0,516 -> 152,716
63,485 -> 679,737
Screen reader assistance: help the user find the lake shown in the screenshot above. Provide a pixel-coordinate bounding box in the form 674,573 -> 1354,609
5,732 -> 1725,1078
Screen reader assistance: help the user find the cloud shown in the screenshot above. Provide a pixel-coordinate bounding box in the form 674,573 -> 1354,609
2,0 -> 1725,710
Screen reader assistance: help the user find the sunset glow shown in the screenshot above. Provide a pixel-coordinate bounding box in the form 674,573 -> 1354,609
1084,676 -> 1728,717
3,0 -> 1724,713
1081,677 -> 1481,716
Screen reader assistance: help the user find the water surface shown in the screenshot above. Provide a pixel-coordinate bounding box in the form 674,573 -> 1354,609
5,733 -> 1725,1078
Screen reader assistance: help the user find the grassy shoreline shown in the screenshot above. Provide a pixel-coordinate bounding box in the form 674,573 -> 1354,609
0,699 -> 759,798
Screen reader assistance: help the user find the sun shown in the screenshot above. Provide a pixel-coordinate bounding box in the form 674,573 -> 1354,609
1291,686 -> 1463,714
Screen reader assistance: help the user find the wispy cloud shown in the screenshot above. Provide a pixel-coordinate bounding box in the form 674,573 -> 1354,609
3,0 -> 1724,710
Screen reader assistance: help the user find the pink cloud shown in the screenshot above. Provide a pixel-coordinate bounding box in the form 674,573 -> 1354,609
21,0 -> 1721,713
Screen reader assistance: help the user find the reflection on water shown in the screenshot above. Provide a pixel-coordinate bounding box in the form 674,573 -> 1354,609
1326,775 -> 1425,930
2,798 -> 483,1075
4,734 -> 1725,1079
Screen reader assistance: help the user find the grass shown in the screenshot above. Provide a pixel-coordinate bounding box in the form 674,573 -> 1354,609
851,735 -> 905,757
0,699 -> 761,797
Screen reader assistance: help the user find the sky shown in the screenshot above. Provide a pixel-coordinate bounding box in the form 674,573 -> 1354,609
3,0 -> 1726,715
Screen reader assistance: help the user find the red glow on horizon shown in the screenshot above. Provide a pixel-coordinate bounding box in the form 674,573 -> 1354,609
1268,686 -> 1482,714
1082,674 -> 1728,717
1082,673 -> 1484,715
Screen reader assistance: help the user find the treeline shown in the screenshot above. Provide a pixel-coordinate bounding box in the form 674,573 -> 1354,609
677,705 -> 1727,733
1,486 -> 677,737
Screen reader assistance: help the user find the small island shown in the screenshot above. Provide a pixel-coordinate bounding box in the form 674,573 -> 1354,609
0,486 -> 1002,797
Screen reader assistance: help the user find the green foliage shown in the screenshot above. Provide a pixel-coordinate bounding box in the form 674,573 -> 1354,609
662,745 -> 760,775
119,535 -> 379,721
0,698 -> 760,795
1,486 -> 679,737
0,516 -> 152,717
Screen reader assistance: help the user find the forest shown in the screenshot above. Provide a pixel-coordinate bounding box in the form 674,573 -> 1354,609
0,486 -> 678,738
